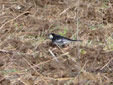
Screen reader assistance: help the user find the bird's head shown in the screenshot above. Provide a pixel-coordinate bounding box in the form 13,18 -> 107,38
48,33 -> 55,39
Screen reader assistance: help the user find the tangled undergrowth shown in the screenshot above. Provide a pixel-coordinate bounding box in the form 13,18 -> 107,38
0,0 -> 113,85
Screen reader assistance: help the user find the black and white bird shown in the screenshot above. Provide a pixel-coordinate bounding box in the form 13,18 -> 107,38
48,33 -> 82,46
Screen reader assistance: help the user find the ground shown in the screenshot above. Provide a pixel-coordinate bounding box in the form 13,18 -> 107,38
0,0 -> 113,85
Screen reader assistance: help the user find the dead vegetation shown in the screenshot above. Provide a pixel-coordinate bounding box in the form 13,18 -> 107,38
0,0 -> 113,85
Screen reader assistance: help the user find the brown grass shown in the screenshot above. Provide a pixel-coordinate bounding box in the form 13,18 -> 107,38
0,0 -> 113,85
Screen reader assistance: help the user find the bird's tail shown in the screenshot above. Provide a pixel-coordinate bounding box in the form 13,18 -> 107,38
71,40 -> 83,42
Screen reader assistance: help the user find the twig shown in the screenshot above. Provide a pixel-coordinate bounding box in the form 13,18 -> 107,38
32,0 -> 37,8
16,52 -> 48,85
0,1 -> 17,4
78,60 -> 88,74
0,11 -> 30,30
59,7 -> 70,16
48,49 -> 59,62
74,1 -> 81,58
22,52 -> 69,72
100,58 -> 113,70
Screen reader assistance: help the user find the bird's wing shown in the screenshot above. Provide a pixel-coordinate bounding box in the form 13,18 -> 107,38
55,39 -> 63,43
62,38 -> 71,44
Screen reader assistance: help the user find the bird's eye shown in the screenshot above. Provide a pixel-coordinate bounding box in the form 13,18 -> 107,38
49,34 -> 53,39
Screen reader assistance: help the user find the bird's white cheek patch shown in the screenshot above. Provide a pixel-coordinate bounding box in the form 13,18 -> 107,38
49,35 -> 53,39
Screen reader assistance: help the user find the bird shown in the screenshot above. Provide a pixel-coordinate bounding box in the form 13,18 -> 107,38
48,33 -> 82,46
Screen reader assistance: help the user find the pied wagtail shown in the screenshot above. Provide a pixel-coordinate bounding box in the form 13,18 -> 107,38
48,33 -> 82,46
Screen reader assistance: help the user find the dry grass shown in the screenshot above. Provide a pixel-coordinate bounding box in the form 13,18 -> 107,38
0,0 -> 113,85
